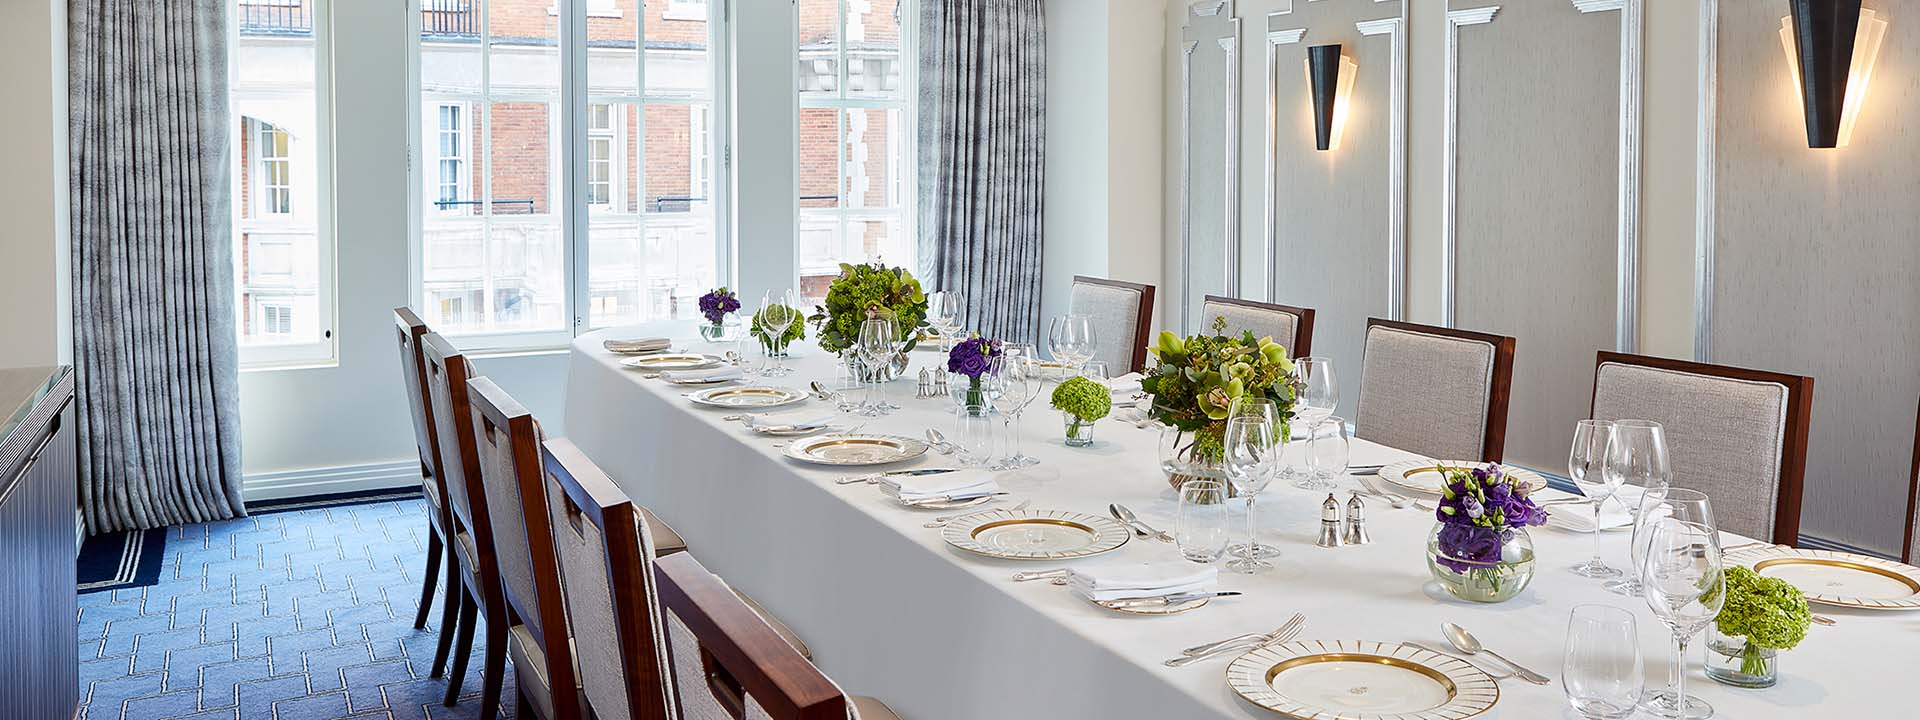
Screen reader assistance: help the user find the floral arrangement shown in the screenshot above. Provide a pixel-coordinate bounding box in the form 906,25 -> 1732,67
749,304 -> 805,353
1051,377 -> 1112,442
1432,464 -> 1548,594
1140,317 -> 1297,465
808,263 -> 929,355
947,335 -> 1002,408
1714,566 -> 1811,676
698,287 -> 741,326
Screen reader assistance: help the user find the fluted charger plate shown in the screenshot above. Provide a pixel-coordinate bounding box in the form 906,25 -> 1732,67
620,353 -> 724,371
940,509 -> 1130,560
1726,546 -> 1920,610
1375,461 -> 1547,497
781,434 -> 928,466
686,386 -> 807,409
1227,640 -> 1498,720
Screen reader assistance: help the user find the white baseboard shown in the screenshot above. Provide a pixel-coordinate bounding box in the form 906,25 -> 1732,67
243,459 -> 422,502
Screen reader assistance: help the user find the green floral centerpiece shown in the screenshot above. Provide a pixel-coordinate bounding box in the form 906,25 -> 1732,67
1141,317 -> 1297,489
808,264 -> 928,381
1051,376 -> 1112,447
1706,566 -> 1811,687
749,304 -> 805,355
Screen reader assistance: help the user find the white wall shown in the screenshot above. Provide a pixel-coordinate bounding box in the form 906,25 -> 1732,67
0,0 -> 70,368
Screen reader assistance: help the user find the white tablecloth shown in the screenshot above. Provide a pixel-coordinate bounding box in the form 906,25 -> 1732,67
563,324 -> 1903,718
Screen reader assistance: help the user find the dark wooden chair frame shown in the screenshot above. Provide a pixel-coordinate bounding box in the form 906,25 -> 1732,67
1903,399 -> 1919,563
1071,275 -> 1157,374
1363,318 -> 1517,463
1590,351 -> 1815,547
392,308 -> 463,677
470,377 -> 583,720
421,332 -> 509,717
1202,294 -> 1316,357
655,553 -> 848,720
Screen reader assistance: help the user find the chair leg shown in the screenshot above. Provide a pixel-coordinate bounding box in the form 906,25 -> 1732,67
477,612 -> 508,720
414,527 -> 444,629
515,685 -> 536,718
444,589 -> 479,706
429,556 -> 462,678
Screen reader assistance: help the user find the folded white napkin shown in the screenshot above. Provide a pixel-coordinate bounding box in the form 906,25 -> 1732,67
884,471 -> 1001,503
1556,484 -> 1648,532
747,413 -> 836,432
1068,561 -> 1218,602
662,366 -> 743,383
603,337 -> 672,354
1104,372 -> 1146,396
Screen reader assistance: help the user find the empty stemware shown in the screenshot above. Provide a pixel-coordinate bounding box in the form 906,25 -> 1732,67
1568,419 -> 1621,578
1047,315 -> 1098,372
756,289 -> 799,377
854,317 -> 897,417
1605,420 -> 1675,595
1563,604 -> 1643,719
1640,514 -> 1726,720
1177,480 -> 1231,564
1222,415 -> 1280,574
928,290 -> 963,352
1300,416 -> 1348,491
991,352 -> 1041,469
1293,356 -> 1338,428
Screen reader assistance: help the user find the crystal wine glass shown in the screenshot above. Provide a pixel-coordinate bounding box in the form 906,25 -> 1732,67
854,317 -> 896,417
1222,415 -> 1280,574
990,353 -> 1040,469
1301,416 -> 1348,491
1605,419 -> 1672,595
1293,357 -> 1338,428
929,290 -> 963,352
1222,397 -> 1284,560
1563,604 -> 1644,719
1640,514 -> 1726,720
1047,315 -> 1098,372
757,289 -> 798,377
1622,489 -> 1714,602
1177,480 -> 1231,564
1568,419 -> 1621,578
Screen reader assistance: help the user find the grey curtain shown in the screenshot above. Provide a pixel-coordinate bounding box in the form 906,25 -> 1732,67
68,0 -> 246,534
917,0 -> 1047,345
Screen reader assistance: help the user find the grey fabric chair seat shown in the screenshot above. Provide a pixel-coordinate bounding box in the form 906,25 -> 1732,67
1201,297 -> 1312,357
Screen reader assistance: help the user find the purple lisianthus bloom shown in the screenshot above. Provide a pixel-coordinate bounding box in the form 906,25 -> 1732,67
698,288 -> 741,325
1461,495 -> 1484,519
947,336 -> 1002,379
1436,524 -> 1507,574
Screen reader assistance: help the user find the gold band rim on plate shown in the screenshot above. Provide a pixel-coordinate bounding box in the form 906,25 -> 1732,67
1226,640 -> 1498,720
687,386 -> 807,409
940,509 -> 1130,561
1727,546 -> 1920,610
619,353 -> 725,371
1375,461 -> 1548,497
780,434 -> 930,466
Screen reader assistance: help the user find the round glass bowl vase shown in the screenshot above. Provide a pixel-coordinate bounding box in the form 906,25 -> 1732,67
1425,523 -> 1535,603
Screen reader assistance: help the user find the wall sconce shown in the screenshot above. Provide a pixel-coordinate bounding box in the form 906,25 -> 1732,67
1305,44 -> 1356,151
1780,0 -> 1887,148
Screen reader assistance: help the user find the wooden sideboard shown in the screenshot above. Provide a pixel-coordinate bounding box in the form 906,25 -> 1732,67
0,366 -> 76,720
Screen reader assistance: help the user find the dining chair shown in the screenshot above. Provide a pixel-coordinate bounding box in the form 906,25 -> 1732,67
1069,275 -> 1156,374
1589,351 -> 1815,546
539,439 -> 885,720
468,376 -> 582,720
421,332 -> 509,717
1201,295 -> 1314,357
1905,398 -> 1919,563
392,308 -> 462,678
1354,318 -> 1516,463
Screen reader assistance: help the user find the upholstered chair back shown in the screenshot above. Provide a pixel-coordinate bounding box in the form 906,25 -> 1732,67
1591,352 -> 1813,545
420,332 -> 490,557
1068,276 -> 1155,373
1201,296 -> 1314,357
1906,399 -> 1919,563
393,308 -> 444,496
1355,319 -> 1515,463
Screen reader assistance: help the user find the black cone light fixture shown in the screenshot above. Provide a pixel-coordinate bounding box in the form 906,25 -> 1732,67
1305,44 -> 1356,152
1782,0 -> 1887,148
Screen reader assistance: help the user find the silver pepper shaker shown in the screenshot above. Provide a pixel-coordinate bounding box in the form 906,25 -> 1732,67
915,368 -> 932,398
1343,492 -> 1371,545
1317,493 -> 1344,548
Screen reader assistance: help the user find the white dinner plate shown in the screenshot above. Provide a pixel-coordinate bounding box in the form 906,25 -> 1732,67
1376,460 -> 1548,498
940,509 -> 1130,561
686,386 -> 807,409
1726,546 -> 1920,610
781,434 -> 928,466
1227,640 -> 1499,720
620,353 -> 724,372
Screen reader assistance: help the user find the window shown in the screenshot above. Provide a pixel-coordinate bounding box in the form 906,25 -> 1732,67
435,104 -> 467,211
587,103 -> 614,208
232,0 -> 333,364
797,0 -> 915,304
664,0 -> 707,22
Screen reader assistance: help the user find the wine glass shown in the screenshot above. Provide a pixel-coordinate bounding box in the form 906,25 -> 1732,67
990,353 -> 1040,469
1301,416 -> 1348,491
1605,420 -> 1674,594
1569,419 -> 1621,578
1177,480 -> 1231,564
854,318 -> 897,417
1078,360 -> 1110,384
1563,604 -> 1644,719
756,289 -> 798,377
1222,416 -> 1280,574
1640,514 -> 1725,719
928,290 -> 963,352
1047,315 -> 1098,371
1293,357 -> 1338,428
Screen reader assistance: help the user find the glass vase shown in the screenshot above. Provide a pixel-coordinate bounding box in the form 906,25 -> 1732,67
841,350 -> 909,383
1705,625 -> 1779,688
1159,425 -> 1231,494
1425,523 -> 1535,603
947,374 -> 995,415
1062,413 -> 1096,447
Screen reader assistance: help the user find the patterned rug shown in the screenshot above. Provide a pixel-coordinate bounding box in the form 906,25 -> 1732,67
78,495 -> 519,720
79,528 -> 169,595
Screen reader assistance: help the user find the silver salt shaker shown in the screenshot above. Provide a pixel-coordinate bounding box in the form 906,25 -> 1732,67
1317,494 -> 1343,548
1343,492 -> 1371,545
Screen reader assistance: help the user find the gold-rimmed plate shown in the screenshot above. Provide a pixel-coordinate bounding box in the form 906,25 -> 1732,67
687,386 -> 807,409
620,353 -> 724,372
1227,640 -> 1498,720
1376,461 -> 1548,498
1726,546 -> 1920,610
941,509 -> 1130,560
781,434 -> 928,466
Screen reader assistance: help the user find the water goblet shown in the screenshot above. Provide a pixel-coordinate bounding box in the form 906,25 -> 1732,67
1223,415 -> 1280,574
1568,419 -> 1621,578
1177,480 -> 1231,564
1300,416 -> 1348,490
1640,515 -> 1725,720
1563,604 -> 1643,719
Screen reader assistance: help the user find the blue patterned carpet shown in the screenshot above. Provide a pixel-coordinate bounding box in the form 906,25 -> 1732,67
78,497 -> 520,720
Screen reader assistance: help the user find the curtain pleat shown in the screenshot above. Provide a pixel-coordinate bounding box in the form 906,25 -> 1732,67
69,0 -> 244,534
918,0 -> 1047,345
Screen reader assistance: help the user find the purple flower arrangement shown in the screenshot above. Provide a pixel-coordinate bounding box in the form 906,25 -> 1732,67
698,287 -> 741,326
1432,464 -> 1548,575
947,336 -> 1002,410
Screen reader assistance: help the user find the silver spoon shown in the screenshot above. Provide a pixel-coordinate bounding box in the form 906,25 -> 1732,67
1110,503 -> 1174,543
1442,623 -> 1551,685
925,428 -> 957,455
808,380 -> 835,401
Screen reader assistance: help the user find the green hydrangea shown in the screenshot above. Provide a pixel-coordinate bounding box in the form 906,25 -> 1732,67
808,263 -> 928,354
1717,566 -> 1810,651
749,304 -> 805,352
1051,377 -> 1112,421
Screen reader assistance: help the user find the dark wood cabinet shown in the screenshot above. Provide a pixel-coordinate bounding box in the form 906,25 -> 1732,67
0,367 -> 77,720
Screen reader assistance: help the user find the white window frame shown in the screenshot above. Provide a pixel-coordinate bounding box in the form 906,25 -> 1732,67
663,0 -> 707,22
232,0 -> 336,369
795,0 -> 917,291
688,104 -> 709,205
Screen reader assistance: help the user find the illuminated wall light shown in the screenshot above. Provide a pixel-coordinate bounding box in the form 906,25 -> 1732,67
1304,44 -> 1357,152
1780,0 -> 1888,148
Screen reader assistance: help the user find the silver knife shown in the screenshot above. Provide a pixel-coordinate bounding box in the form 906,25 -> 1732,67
1106,591 -> 1242,608
835,468 -> 963,485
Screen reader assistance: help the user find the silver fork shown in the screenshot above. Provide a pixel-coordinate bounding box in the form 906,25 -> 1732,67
1165,613 -> 1305,667
927,499 -> 1029,527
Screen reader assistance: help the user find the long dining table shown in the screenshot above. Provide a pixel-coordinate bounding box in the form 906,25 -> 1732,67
562,323 -> 1904,718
